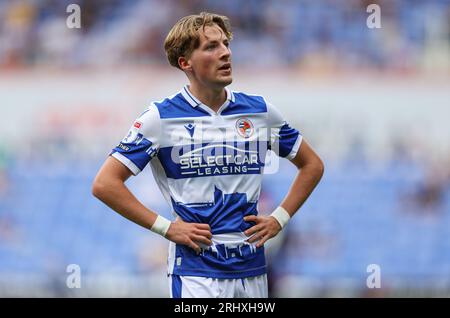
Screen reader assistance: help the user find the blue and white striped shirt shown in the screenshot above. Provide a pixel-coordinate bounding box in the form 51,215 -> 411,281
111,85 -> 302,279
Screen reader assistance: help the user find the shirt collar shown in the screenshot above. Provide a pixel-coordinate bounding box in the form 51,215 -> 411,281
181,85 -> 235,108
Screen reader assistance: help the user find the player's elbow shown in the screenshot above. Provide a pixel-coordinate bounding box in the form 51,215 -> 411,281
317,158 -> 325,178
316,158 -> 325,180
92,177 -> 108,200
309,156 -> 325,182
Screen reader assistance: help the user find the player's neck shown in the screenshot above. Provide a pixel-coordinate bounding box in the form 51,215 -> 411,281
187,83 -> 226,113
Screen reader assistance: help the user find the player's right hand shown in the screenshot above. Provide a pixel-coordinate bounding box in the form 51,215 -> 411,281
165,218 -> 212,254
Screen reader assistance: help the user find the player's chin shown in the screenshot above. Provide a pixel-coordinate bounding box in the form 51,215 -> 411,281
215,75 -> 233,86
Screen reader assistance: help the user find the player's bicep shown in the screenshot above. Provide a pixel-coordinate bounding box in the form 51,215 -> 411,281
290,138 -> 323,170
95,156 -> 134,184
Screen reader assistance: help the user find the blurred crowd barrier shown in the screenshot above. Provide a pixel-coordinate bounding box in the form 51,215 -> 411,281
0,68 -> 449,163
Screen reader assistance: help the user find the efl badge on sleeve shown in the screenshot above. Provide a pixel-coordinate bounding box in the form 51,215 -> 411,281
236,118 -> 254,138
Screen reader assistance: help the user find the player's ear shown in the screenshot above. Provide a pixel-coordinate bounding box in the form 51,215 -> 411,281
178,56 -> 192,71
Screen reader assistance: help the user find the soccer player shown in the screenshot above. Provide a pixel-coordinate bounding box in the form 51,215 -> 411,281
92,12 -> 324,298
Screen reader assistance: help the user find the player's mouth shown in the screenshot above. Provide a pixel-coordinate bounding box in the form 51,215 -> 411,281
218,63 -> 232,73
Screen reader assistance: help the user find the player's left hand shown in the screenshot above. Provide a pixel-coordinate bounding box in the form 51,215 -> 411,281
243,215 -> 282,248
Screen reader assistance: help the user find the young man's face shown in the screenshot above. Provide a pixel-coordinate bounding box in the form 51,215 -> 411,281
185,24 -> 232,89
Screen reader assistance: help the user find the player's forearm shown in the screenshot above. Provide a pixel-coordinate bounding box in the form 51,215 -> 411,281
280,160 -> 324,215
92,178 -> 158,231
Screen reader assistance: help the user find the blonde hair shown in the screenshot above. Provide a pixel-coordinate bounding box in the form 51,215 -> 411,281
164,12 -> 233,69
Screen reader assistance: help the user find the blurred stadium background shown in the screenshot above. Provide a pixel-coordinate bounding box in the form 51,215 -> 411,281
0,0 -> 449,297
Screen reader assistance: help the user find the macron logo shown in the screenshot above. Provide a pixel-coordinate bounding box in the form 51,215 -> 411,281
184,123 -> 196,138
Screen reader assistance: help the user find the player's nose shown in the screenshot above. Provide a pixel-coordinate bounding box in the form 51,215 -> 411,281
219,44 -> 231,60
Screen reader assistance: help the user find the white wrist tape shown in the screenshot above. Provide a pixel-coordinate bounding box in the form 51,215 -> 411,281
150,215 -> 171,237
270,207 -> 291,229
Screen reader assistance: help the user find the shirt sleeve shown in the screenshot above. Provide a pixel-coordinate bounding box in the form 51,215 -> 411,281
266,100 -> 303,160
110,104 -> 161,175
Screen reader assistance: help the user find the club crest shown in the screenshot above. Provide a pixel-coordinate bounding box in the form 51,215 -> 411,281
236,118 -> 254,138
